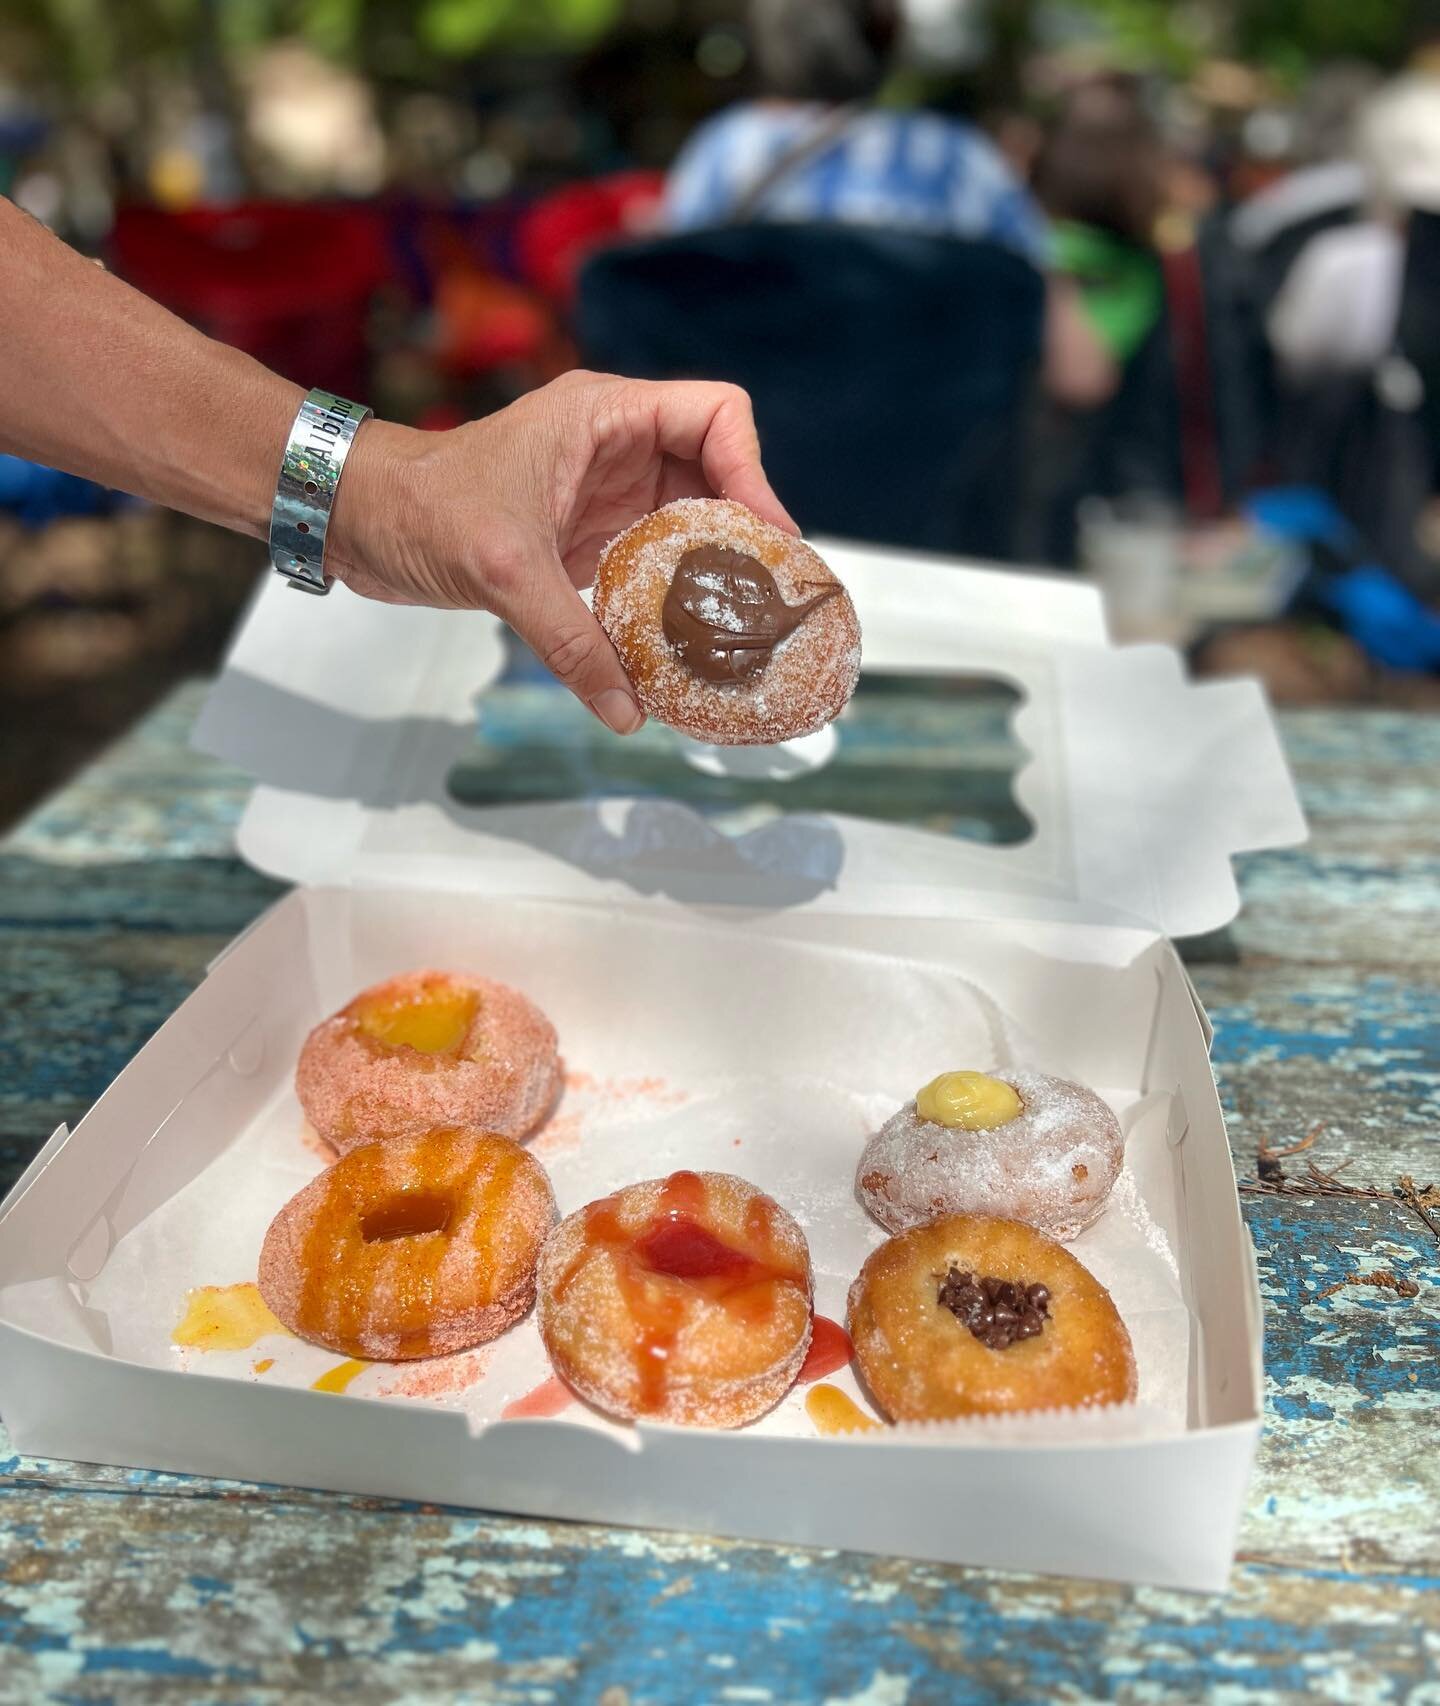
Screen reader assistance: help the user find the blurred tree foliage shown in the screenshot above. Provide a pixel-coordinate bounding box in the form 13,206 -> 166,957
10,0 -> 1417,98
1234,0 -> 1415,74
13,0 -> 625,92
1082,0 -> 1415,77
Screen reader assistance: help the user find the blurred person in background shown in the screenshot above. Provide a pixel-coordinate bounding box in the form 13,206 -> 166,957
1266,72 -> 1440,386
1032,73 -> 1167,402
1228,61 -> 1380,296
1018,73 -> 1198,565
1263,69 -> 1440,601
661,0 -> 1112,408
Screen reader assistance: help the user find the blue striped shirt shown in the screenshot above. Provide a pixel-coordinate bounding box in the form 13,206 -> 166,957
663,103 -> 1048,265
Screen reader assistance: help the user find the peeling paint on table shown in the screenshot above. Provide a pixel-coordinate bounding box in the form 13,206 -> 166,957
2,683 -> 1438,1703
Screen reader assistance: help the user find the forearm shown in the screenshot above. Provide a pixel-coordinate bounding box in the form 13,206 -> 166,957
0,196 -> 305,539
0,198 -> 790,730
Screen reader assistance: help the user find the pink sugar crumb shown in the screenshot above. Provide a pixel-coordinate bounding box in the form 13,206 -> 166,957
530,1109 -> 585,1160
561,1069 -> 688,1107
374,1347 -> 493,1400
298,1120 -> 338,1166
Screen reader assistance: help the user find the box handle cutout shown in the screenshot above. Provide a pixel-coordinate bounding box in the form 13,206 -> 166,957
445,663 -> 1033,850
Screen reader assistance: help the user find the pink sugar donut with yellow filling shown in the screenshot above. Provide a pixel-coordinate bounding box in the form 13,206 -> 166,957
296,969 -> 561,1155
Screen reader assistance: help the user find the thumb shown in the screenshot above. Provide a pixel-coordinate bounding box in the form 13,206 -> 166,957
496,563 -> 645,735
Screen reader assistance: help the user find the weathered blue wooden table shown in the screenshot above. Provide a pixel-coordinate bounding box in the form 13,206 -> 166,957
1,676 -> 1437,1703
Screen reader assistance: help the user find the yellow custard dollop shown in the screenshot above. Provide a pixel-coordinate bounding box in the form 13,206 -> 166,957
173,1283 -> 286,1351
353,980 -> 479,1056
915,1070 -> 1023,1131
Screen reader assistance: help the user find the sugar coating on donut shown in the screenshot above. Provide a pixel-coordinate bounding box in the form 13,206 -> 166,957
848,1213 -> 1137,1421
594,498 -> 862,745
296,970 -> 562,1155
856,1070 -> 1123,1242
536,1171 -> 814,1428
258,1128 -> 556,1361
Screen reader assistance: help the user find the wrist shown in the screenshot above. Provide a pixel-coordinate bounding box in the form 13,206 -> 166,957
324,416 -> 429,592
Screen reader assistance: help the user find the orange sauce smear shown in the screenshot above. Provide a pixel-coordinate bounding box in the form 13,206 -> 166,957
806,1384 -> 882,1436
554,1170 -> 807,1416
312,1358 -> 368,1394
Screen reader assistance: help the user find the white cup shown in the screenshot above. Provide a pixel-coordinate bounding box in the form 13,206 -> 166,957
1079,495 -> 1184,644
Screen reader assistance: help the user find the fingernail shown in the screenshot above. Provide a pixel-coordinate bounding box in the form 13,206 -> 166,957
592,688 -> 644,735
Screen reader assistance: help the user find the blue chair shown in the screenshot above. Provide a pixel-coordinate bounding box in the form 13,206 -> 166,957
576,224 -> 1045,558
0,455 -> 116,526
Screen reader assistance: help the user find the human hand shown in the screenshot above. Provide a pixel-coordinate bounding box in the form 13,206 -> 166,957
330,371 -> 796,734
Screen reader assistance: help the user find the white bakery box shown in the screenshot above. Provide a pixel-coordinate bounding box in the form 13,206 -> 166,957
0,542 -> 1305,1592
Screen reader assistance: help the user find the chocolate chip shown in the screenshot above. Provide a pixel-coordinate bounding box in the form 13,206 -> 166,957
938,1267 -> 1051,1349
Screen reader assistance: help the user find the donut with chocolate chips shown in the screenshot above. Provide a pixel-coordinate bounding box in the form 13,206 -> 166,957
593,498 -> 861,745
856,1069 -> 1124,1242
847,1213 -> 1136,1421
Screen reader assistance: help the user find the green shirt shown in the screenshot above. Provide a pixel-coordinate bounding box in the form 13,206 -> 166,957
1050,221 -> 1164,363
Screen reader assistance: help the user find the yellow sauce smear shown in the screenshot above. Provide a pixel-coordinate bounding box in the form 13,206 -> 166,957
311,1358 -> 369,1394
173,1284 -> 286,1352
806,1383 -> 882,1436
354,982 -> 478,1055
253,1358 -> 275,1375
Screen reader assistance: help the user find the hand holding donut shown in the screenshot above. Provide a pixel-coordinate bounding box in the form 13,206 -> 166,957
0,211 -> 803,738
328,371 -> 798,736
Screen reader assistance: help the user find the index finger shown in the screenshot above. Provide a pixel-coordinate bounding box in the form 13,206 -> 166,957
640,379 -> 799,535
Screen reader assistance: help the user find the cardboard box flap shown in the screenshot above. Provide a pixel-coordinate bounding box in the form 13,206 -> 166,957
195,542 -> 1306,936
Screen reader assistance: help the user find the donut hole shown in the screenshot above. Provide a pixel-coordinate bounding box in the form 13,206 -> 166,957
361,1190 -> 454,1244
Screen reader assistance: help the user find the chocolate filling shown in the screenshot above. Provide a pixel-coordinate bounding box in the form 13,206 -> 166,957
937,1267 -> 1050,1350
661,544 -> 840,685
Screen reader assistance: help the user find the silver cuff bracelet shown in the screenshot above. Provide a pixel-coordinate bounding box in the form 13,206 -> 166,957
269,388 -> 373,595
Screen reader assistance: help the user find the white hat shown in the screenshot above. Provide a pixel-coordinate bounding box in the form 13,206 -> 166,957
1359,72 -> 1440,212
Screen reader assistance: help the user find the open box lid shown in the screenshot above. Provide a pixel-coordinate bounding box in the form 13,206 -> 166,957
193,539 -> 1306,938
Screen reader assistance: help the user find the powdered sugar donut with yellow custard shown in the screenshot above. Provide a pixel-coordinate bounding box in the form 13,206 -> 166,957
856,1069 -> 1123,1242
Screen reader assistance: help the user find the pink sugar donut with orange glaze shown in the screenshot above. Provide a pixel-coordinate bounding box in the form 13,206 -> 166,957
259,1127 -> 556,1360
296,969 -> 561,1155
